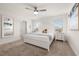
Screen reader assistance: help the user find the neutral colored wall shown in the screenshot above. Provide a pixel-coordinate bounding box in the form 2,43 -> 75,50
0,16 -> 1,38
0,5 -> 32,45
66,5 -> 79,55
32,14 -> 67,34
66,31 -> 79,55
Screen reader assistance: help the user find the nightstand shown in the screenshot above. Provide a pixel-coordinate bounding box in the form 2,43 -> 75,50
55,31 -> 65,41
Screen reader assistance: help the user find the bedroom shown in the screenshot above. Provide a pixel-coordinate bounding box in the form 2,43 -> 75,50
0,3 -> 79,56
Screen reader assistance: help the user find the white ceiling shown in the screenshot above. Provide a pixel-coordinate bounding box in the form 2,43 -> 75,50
0,3 -> 74,19
26,3 -> 74,16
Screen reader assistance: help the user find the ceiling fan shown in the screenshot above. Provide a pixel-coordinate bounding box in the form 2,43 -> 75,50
25,5 -> 47,15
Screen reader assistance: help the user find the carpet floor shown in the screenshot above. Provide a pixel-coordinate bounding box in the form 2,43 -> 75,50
0,40 -> 75,56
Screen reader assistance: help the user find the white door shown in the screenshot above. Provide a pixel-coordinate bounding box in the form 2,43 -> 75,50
21,21 -> 27,35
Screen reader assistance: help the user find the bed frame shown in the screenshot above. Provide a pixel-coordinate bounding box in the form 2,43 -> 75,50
23,33 -> 54,51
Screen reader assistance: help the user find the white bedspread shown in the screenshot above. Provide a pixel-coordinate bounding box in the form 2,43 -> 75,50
30,32 -> 54,41
24,32 -> 55,50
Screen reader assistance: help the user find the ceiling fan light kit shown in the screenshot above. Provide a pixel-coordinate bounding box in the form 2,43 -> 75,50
34,11 -> 38,15
25,5 -> 47,15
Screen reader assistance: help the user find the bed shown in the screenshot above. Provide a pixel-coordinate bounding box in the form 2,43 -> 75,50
23,32 -> 55,51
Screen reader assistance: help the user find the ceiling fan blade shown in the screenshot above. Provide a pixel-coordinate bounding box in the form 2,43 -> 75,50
26,4 -> 37,9
25,7 -> 33,10
38,9 -> 47,12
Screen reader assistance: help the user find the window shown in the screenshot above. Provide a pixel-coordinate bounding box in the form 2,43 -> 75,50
53,19 -> 64,32
69,3 -> 78,31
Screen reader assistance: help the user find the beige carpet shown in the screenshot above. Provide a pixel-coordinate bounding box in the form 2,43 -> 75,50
0,40 -> 75,56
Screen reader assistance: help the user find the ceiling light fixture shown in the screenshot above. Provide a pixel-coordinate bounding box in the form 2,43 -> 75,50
34,11 -> 38,15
